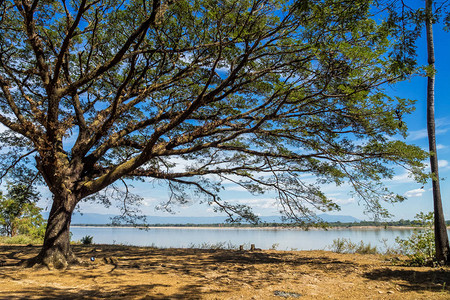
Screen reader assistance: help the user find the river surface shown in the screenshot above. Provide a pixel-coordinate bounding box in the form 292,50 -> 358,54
70,226 -> 449,251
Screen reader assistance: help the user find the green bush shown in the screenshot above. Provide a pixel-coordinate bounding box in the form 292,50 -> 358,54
355,241 -> 378,254
188,241 -> 238,250
81,235 -> 94,245
0,183 -> 45,239
329,238 -> 354,253
329,238 -> 378,254
0,234 -> 43,245
395,212 -> 435,266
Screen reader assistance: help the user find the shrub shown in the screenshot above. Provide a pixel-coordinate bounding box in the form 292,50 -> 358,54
0,234 -> 42,245
188,241 -> 239,250
395,212 -> 435,266
81,235 -> 94,245
329,238 -> 378,254
0,183 -> 45,239
329,238 -> 356,253
355,241 -> 378,254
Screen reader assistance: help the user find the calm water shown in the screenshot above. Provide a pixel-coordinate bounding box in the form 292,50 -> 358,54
70,226 -> 448,251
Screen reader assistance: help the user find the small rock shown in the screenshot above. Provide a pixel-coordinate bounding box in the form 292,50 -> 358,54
274,290 -> 302,298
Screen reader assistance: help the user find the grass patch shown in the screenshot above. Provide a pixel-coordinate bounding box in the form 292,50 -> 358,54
0,235 -> 43,245
329,238 -> 378,254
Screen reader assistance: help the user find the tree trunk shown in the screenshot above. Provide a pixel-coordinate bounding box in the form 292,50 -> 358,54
10,223 -> 16,237
425,0 -> 450,264
25,194 -> 78,269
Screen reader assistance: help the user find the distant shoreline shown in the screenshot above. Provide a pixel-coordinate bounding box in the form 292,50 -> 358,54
70,225 -> 450,230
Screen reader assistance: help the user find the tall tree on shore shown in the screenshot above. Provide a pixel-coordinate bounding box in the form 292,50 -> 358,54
424,0 -> 449,264
0,0 -> 426,268
384,0 -> 450,264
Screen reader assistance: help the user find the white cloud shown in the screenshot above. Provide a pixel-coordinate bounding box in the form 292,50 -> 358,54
391,171 -> 415,183
436,117 -> 450,128
439,160 -> 449,169
332,197 -> 356,205
404,188 -> 426,198
232,197 -> 277,209
142,197 -> 160,206
437,144 -> 447,150
407,118 -> 450,141
407,129 -> 428,141
224,185 -> 248,192
423,159 -> 450,170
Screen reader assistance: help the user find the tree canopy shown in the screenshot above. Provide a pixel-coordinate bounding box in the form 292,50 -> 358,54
380,0 -> 450,264
0,183 -> 44,238
0,0 -> 427,266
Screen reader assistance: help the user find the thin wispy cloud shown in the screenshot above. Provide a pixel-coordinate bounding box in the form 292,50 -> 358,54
438,159 -> 450,170
422,160 -> 450,170
391,171 -> 415,183
224,185 -> 248,192
404,188 -> 426,198
332,197 -> 356,205
407,117 -> 450,141
233,197 -> 277,209
407,129 -> 428,141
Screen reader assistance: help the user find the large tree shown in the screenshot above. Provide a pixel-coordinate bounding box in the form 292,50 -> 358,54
424,0 -> 449,264
0,183 -> 43,237
384,0 -> 450,264
0,0 -> 425,268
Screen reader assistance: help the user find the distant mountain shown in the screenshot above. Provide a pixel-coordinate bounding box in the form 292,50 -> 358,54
317,214 -> 360,223
42,212 -> 116,225
43,212 -> 359,225
259,214 -> 360,223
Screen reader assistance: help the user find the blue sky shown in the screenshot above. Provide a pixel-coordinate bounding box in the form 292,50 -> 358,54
31,17 -> 450,222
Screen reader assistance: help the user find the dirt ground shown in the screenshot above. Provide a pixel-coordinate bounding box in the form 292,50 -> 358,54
0,245 -> 449,299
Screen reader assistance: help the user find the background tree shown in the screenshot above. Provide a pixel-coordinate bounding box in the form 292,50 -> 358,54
383,0 -> 450,264
0,0 -> 426,268
425,0 -> 449,265
0,183 -> 44,238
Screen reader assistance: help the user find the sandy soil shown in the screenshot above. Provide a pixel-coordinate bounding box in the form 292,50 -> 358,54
0,245 -> 449,299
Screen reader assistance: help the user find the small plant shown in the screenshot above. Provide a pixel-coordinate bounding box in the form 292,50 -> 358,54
188,241 -> 238,250
329,238 -> 378,254
395,212 -> 435,266
81,235 -> 94,245
0,234 -> 43,245
270,243 -> 279,250
329,238 -> 355,253
380,238 -> 401,256
355,241 -> 378,254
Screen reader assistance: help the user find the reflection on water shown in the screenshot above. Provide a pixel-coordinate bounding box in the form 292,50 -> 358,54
70,226 -> 449,251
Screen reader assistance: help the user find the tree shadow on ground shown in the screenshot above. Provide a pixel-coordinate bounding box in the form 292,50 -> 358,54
9,245 -> 446,298
1,244 -> 360,276
0,284 -> 179,300
209,250 -> 359,274
0,245 -> 38,267
364,268 -> 450,293
0,245 -> 248,299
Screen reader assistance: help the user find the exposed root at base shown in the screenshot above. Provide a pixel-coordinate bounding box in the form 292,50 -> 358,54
22,251 -> 82,270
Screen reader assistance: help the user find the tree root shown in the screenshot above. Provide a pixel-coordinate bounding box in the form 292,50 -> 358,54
22,250 -> 82,270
